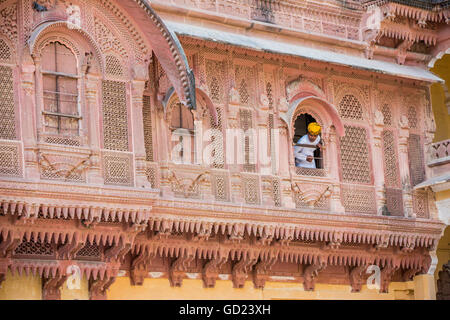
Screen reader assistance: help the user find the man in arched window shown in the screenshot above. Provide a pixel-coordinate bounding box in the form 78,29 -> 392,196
294,122 -> 322,168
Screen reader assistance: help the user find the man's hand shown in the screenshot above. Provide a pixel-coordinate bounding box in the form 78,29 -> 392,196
306,155 -> 313,162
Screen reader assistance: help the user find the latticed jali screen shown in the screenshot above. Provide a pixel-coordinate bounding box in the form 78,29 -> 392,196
14,238 -> 55,258
341,184 -> 377,214
0,65 -> 16,140
103,152 -> 133,186
382,130 -> 403,216
408,134 -> 425,186
242,175 -> 260,205
272,177 -> 282,207
339,94 -> 363,120
413,191 -> 429,219
102,80 -> 129,151
210,107 -> 224,169
240,109 -> 256,172
0,142 -> 22,177
212,172 -> 229,202
75,242 -> 102,261
206,59 -> 225,103
143,95 -> 154,162
339,125 -> 371,184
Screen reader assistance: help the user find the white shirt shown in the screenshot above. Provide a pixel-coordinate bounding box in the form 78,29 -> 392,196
294,134 -> 321,168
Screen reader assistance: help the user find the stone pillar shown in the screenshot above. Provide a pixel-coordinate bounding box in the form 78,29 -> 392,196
85,74 -> 103,185
20,61 -> 40,181
131,64 -> 151,188
326,128 -> 345,214
372,111 -> 386,215
398,116 -> 414,218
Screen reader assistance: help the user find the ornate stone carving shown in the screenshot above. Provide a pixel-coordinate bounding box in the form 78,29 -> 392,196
169,253 -> 195,287
202,256 -> 227,288
232,257 -> 258,288
303,259 -> 327,291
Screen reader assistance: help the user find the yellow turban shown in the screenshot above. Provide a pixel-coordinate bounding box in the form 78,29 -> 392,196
308,122 -> 321,135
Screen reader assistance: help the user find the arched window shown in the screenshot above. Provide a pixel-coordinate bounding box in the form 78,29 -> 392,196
41,41 -> 80,136
293,113 -> 323,170
170,100 -> 195,163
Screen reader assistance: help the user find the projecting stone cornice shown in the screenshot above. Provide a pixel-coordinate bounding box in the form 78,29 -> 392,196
0,182 -> 443,250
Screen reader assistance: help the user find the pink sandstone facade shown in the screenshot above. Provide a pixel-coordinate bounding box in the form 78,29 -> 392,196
0,0 -> 449,300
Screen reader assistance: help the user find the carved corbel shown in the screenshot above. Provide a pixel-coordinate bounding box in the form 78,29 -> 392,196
403,267 -> 421,282
253,254 -> 277,289
0,233 -> 21,258
104,239 -> 131,262
349,264 -> 368,293
380,265 -> 398,293
232,257 -> 258,288
169,253 -> 195,287
42,275 -> 67,300
0,258 -> 10,287
303,259 -> 327,291
130,253 -> 149,286
89,276 -> 116,300
202,256 -> 228,288
57,241 -> 85,260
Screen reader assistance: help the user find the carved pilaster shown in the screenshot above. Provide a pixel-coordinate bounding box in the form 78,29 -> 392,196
85,74 -> 103,184
21,61 -> 40,181
372,110 -> 387,215
398,116 -> 414,218
132,68 -> 152,188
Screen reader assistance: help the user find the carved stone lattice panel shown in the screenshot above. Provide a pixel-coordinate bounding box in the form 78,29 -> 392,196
75,243 -> 102,261
240,109 -> 256,173
39,152 -> 90,182
413,191 -> 429,219
102,80 -> 129,152
381,104 -> 392,126
143,96 -> 153,162
0,38 -> 11,61
382,130 -> 400,188
43,135 -> 82,147
272,177 -> 281,207
102,151 -> 134,186
408,134 -> 425,187
338,94 -> 363,120
341,184 -> 377,215
295,167 -> 326,177
407,106 -> 418,130
14,238 -> 55,258
242,175 -> 260,205
0,65 -> 16,140
145,162 -> 159,189
235,65 -> 255,106
385,188 -> 404,217
206,59 -> 225,103
339,126 -> 371,184
0,141 -> 22,177
210,107 -> 224,169
105,55 -> 124,78
212,172 -> 229,202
